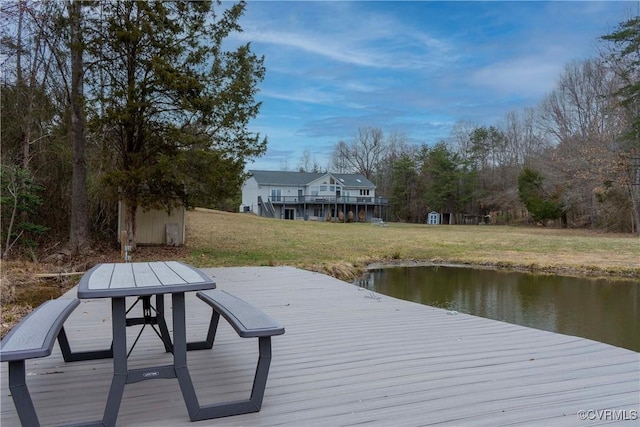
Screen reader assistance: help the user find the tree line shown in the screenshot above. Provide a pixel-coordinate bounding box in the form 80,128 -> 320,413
1,0 -> 266,257
327,17 -> 640,234
1,4 -> 638,262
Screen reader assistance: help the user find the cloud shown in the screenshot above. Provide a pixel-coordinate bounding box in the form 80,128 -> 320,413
260,87 -> 339,106
237,2 -> 456,72
469,55 -> 564,100
239,29 -> 384,68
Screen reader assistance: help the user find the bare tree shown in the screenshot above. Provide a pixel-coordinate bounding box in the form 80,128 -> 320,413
539,59 -> 629,229
376,131 -> 414,210
3,1 -> 53,171
297,148 -> 323,172
448,120 -> 477,163
67,0 -> 90,253
540,60 -> 615,143
330,140 -> 350,173
330,127 -> 388,179
1,1 -> 75,255
500,108 -> 547,167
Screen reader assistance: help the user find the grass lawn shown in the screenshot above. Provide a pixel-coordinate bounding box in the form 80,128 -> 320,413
185,208 -> 640,280
2,207 -> 638,338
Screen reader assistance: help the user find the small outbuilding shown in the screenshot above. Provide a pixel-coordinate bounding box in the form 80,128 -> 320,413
427,211 -> 441,225
118,200 -> 186,246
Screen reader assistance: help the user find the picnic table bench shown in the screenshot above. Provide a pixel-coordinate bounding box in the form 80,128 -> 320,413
371,217 -> 388,226
0,298 -> 80,426
190,289 -> 285,418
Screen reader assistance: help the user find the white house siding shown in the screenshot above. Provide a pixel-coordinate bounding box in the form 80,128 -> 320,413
276,185 -> 306,202
307,175 -> 340,200
239,177 -> 260,213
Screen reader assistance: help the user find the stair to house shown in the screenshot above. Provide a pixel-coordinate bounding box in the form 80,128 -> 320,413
258,196 -> 276,218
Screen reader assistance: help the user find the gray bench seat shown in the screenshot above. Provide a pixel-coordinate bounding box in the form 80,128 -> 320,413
1,298 -> 80,426
189,289 -> 285,420
197,289 -> 285,338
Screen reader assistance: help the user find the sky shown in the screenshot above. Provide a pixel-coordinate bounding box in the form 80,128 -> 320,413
229,1 -> 639,171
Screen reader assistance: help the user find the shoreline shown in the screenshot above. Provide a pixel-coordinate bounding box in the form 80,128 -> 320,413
359,259 -> 640,282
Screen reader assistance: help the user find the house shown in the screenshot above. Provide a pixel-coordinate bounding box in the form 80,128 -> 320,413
240,170 -> 388,222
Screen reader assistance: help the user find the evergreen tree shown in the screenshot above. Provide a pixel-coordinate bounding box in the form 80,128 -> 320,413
518,168 -> 564,226
421,142 -> 474,220
85,1 -> 266,248
390,153 -> 417,221
601,16 -> 640,234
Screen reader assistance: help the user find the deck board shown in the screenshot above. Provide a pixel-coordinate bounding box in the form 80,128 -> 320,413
1,266 -> 638,426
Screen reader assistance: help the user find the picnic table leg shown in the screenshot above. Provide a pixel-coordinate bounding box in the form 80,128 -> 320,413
172,292 -> 202,420
7,360 -> 40,427
155,294 -> 173,352
101,297 -> 128,427
250,337 -> 273,409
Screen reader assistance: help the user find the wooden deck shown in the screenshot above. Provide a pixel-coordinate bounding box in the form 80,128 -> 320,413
2,266 -> 639,426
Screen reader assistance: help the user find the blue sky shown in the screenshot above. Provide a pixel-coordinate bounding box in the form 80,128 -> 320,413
230,1 -> 638,171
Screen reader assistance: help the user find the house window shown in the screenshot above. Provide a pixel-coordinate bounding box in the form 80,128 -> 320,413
320,185 -> 327,192
271,189 -> 281,201
330,185 -> 335,192
359,189 -> 370,196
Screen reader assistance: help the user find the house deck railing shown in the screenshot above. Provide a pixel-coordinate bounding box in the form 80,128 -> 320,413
269,195 -> 388,205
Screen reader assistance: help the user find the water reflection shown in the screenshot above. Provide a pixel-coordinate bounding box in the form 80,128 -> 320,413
355,266 -> 640,352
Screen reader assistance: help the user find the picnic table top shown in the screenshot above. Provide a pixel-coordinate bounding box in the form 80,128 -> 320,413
77,261 -> 216,299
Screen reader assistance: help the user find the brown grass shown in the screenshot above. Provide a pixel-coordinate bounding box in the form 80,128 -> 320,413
2,208 -> 638,338
185,208 -> 640,280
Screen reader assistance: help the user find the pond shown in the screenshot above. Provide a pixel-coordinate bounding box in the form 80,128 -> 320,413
354,265 -> 640,352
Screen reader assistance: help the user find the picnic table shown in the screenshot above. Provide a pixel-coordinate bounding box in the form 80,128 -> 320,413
77,261 -> 216,426
1,261 -> 284,427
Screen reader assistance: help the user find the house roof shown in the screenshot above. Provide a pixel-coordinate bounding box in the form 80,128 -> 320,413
248,170 -> 375,188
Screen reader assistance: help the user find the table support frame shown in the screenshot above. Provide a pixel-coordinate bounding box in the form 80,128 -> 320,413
97,292 -> 274,426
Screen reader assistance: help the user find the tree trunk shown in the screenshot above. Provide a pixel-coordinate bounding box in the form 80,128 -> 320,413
68,0 -> 90,253
125,198 -> 138,251
16,5 -> 28,169
2,172 -> 20,259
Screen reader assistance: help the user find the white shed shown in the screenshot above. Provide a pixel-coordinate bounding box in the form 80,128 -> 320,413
427,211 -> 441,225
